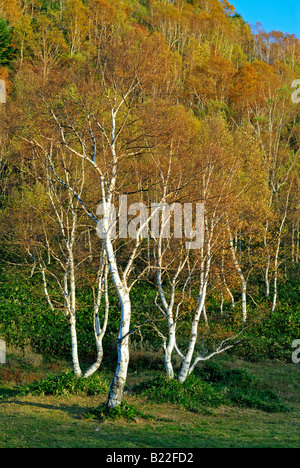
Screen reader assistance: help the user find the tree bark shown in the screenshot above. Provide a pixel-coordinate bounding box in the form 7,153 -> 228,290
105,234 -> 131,409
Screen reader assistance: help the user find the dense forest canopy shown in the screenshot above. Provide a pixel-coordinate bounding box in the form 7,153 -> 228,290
0,0 -> 299,408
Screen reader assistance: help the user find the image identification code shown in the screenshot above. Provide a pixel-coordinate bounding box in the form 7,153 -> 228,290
106,452 -> 194,464
150,453 -> 194,463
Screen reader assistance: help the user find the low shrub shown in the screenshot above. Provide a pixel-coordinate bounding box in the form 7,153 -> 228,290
135,362 -> 291,414
21,371 -> 110,396
135,374 -> 226,414
196,361 -> 257,386
228,386 -> 289,413
87,401 -> 153,422
198,361 -> 291,413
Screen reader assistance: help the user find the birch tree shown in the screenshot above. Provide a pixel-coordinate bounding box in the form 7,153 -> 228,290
2,139 -> 109,378
151,116 -> 249,383
271,181 -> 294,312
27,28 -> 188,408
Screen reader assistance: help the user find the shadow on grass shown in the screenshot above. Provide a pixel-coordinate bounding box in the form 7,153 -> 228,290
0,395 -> 94,421
0,387 -> 21,398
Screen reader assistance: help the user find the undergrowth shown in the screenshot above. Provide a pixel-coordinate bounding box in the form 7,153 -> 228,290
13,362 -> 292,417
87,401 -> 154,422
135,362 -> 291,414
20,370 -> 110,396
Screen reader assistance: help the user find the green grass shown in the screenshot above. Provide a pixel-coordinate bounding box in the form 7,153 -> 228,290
0,349 -> 299,448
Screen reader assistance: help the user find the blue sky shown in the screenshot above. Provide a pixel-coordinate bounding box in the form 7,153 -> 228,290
231,0 -> 300,38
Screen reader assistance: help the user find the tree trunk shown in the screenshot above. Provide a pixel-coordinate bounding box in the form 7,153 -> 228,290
241,282 -> 247,323
107,294 -> 131,408
264,221 -> 271,297
164,322 -> 176,379
105,236 -> 131,409
70,315 -> 82,377
177,282 -> 207,383
271,187 -> 291,312
227,223 -> 247,323
84,259 -> 109,379
84,340 -> 104,379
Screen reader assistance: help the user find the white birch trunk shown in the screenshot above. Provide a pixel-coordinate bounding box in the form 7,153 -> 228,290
264,221 -> 271,298
107,291 -> 131,408
156,249 -> 177,380
227,224 -> 247,323
83,332 -> 104,379
272,187 -> 291,312
241,283 -> 247,323
154,232 -> 190,380
165,322 -> 176,379
65,261 -> 82,377
84,259 -> 109,379
177,280 -> 208,383
177,239 -> 211,383
70,314 -> 82,377
105,232 -> 131,409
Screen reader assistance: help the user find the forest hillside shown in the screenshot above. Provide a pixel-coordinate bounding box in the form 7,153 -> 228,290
0,0 -> 299,410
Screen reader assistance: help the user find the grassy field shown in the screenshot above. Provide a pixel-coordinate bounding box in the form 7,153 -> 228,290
0,348 -> 299,448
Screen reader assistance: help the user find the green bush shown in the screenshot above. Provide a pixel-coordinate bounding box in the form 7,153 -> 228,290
135,374 -> 227,414
21,371 -> 110,396
228,387 -> 289,413
196,362 -> 257,386
197,362 -> 291,413
232,304 -> 300,362
135,362 -> 291,414
87,401 -> 153,422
